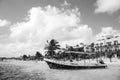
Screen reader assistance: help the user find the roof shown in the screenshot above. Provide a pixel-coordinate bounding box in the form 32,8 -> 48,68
64,51 -> 96,55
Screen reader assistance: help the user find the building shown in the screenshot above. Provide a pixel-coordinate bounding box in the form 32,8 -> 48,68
94,33 -> 120,52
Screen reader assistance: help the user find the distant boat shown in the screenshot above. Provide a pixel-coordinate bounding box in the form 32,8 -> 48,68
44,59 -> 107,70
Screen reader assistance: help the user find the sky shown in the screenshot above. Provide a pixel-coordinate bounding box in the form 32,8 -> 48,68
0,0 -> 120,57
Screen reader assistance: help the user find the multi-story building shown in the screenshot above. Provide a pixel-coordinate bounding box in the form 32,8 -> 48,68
94,33 -> 120,52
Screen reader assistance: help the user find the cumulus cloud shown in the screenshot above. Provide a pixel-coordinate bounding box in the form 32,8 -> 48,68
95,27 -> 119,40
0,19 -> 11,27
0,5 -> 93,56
61,0 -> 71,7
95,0 -> 120,14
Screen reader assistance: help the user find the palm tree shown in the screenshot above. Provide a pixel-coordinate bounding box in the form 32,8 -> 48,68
90,43 -> 95,52
107,50 -> 114,62
22,55 -> 28,61
44,39 -> 60,58
35,51 -> 43,60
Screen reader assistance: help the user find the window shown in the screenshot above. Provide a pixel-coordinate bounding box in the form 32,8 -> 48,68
115,36 -> 118,38
107,37 -> 111,39
107,42 -> 111,46
114,40 -> 118,45
100,43 -> 103,46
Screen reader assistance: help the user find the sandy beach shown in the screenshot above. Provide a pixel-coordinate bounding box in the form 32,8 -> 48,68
0,59 -> 120,80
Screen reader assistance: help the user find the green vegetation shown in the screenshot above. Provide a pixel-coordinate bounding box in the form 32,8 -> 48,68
21,51 -> 43,61
44,39 -> 60,58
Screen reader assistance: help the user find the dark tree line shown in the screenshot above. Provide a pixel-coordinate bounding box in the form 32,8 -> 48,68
22,51 -> 43,61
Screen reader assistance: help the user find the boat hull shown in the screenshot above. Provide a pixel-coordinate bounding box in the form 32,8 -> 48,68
45,60 -> 107,70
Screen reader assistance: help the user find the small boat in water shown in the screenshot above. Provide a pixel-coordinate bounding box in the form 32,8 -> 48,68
44,59 -> 107,69
45,51 -> 107,69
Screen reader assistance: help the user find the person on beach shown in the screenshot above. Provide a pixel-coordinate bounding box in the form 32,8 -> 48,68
117,49 -> 120,59
99,59 -> 104,64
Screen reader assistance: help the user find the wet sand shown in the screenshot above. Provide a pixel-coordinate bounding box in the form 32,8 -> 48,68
0,59 -> 120,80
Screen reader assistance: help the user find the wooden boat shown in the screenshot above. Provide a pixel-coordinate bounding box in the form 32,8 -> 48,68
45,51 -> 107,69
45,59 -> 107,69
